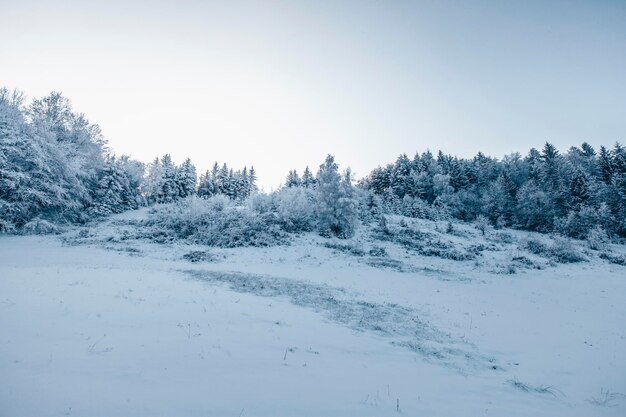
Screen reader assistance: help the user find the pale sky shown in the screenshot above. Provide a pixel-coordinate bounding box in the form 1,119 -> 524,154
2,0 -> 625,189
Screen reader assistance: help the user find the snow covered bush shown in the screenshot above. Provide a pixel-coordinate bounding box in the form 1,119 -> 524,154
272,187 -> 316,232
247,193 -> 274,214
490,231 -> 514,244
374,220 -> 475,261
547,237 -> 587,263
0,218 -> 16,234
520,237 -> 586,263
141,196 -> 288,247
368,245 -> 388,257
554,206 -> 602,239
323,241 -> 366,256
21,218 -> 60,235
598,251 -> 626,265
182,250 -> 218,263
587,226 -> 610,251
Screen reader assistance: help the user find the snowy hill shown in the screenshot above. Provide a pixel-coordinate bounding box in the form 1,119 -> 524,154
1,210 -> 625,416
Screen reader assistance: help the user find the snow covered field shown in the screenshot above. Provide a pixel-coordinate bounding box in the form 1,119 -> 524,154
1,215 -> 625,416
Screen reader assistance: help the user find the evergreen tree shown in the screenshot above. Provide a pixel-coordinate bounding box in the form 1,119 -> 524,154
336,168 -> 358,237
315,155 -> 357,238
145,157 -> 163,203
90,157 -> 132,215
248,166 -> 258,195
197,170 -> 212,197
239,167 -> 251,199
301,166 -> 315,188
176,158 -> 197,198
216,163 -> 229,195
568,170 -> 590,209
156,154 -> 180,203
598,146 -> 614,183
285,170 -> 301,187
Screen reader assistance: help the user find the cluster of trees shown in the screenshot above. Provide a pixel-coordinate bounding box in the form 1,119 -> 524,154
198,163 -> 257,200
144,155 -> 197,204
306,155 -> 357,238
0,88 -> 264,229
0,88 -> 144,230
143,157 -> 258,204
360,143 -> 626,239
285,166 -> 316,188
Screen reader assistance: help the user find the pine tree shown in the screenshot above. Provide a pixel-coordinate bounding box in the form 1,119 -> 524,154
301,166 -> 315,188
197,170 -> 211,197
613,143 -> 626,175
176,158 -> 197,198
568,170 -> 590,209
581,142 -> 596,158
145,157 -> 163,203
391,153 -> 412,198
336,168 -> 358,237
216,163 -> 229,195
117,155 -> 145,207
90,157 -> 130,215
157,154 -> 179,203
209,162 -> 219,194
315,154 -> 357,238
598,146 -> 613,183
239,167 -> 250,199
248,166 -> 258,195
285,170 -> 301,187
449,158 -> 470,191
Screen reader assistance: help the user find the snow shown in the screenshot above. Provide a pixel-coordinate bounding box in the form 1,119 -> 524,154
1,215 -> 625,416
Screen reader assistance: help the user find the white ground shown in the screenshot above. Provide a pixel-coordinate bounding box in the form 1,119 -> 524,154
1,216 -> 625,416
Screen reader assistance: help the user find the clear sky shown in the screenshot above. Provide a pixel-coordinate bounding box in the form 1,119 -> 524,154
2,0 -> 625,189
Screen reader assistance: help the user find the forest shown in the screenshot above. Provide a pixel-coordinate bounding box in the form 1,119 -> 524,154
1,87 -> 625,244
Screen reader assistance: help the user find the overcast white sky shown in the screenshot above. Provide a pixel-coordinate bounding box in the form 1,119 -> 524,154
2,0 -> 625,189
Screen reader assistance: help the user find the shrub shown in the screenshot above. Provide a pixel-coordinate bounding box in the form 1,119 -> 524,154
368,245 -> 388,257
272,187 -> 316,232
183,250 -> 217,263
550,237 -> 587,263
510,253 -> 543,270
141,196 -> 288,247
522,238 -> 549,256
599,251 -> 626,266
521,237 -> 586,263
492,232 -> 514,244
587,226 -> 609,251
21,218 -> 60,235
323,241 -> 366,256
0,219 -> 16,234
374,224 -> 475,261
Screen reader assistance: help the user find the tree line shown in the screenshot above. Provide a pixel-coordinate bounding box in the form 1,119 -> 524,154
358,143 -> 626,239
1,87 -> 624,241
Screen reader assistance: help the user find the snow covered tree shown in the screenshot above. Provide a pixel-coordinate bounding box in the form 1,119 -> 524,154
515,180 -> 556,232
301,166 -> 316,188
0,88 -> 108,227
145,157 -> 163,203
89,156 -> 132,215
315,154 -> 357,238
145,154 -> 180,203
176,158 -> 197,198
285,170 -> 301,187
248,166 -> 258,195
197,170 -> 212,197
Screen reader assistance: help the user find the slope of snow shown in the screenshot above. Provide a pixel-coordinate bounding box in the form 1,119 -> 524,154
1,214 -> 625,416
